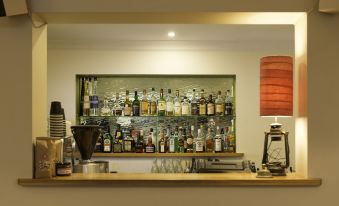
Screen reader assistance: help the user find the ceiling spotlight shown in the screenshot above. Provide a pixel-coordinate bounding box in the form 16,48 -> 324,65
167,31 -> 176,38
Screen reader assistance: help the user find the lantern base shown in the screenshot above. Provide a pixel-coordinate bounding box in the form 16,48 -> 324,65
267,164 -> 287,176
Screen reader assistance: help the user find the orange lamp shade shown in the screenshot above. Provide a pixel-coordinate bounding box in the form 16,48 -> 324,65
260,56 -> 293,116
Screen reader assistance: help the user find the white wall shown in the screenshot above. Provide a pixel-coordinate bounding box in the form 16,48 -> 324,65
48,45 -> 295,171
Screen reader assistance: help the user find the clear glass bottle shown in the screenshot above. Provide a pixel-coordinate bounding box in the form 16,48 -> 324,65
123,130 -> 134,152
178,127 -> 185,153
215,90 -> 225,116
90,77 -> 99,116
140,89 -> 149,116
226,123 -> 236,153
186,126 -> 194,153
174,90 -> 181,116
82,78 -> 90,116
195,128 -> 205,153
123,90 -> 132,116
100,98 -> 111,116
166,89 -> 174,116
225,89 -> 233,116
181,97 -> 190,116
191,89 -> 199,115
205,128 -> 214,152
132,90 -> 140,116
207,94 -> 215,116
214,126 -> 223,153
158,130 -> 166,153
158,89 -> 166,116
113,92 -> 123,116
149,88 -> 157,116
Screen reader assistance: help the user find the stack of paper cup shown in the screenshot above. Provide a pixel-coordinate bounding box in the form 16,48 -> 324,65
49,101 -> 66,137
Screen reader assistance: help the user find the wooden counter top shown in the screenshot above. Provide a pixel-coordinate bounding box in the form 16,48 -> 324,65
18,173 -> 321,187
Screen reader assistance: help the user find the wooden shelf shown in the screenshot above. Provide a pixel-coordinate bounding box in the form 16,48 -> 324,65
79,152 -> 244,158
18,173 -> 321,187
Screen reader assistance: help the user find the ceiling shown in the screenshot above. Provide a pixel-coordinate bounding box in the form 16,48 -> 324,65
48,24 -> 294,50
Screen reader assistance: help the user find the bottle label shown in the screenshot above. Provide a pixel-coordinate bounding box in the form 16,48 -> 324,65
199,104 -> 206,115
145,146 -> 154,153
160,144 -> 165,152
141,102 -> 148,114
83,96 -> 90,109
124,106 -> 131,116
113,143 -> 122,152
215,139 -> 222,151
216,104 -> 224,113
150,103 -> 157,115
182,105 -> 189,115
158,102 -> 166,111
132,105 -> 140,115
169,139 -> 175,152
187,137 -> 193,145
207,104 -> 214,115
191,103 -> 198,115
196,140 -> 203,152
166,102 -> 173,112
124,141 -> 131,151
174,105 -> 181,115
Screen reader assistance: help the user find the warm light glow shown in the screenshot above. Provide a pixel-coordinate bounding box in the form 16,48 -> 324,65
167,31 -> 176,38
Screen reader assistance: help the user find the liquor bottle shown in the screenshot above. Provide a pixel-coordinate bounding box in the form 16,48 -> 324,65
94,135 -> 103,153
83,78 -> 90,116
207,94 -> 215,116
178,127 -> 185,153
169,127 -> 179,153
166,89 -> 174,116
195,128 -> 205,153
164,126 -> 171,152
191,89 -> 199,115
186,125 -> 194,153
100,98 -> 111,116
123,90 -> 132,116
112,124 -> 123,153
135,130 -> 144,153
215,90 -> 224,116
79,77 -> 85,116
225,89 -> 233,116
114,92 -> 123,116
145,135 -> 155,153
181,97 -> 190,116
123,130 -> 134,152
158,89 -> 166,116
223,126 -> 229,152
90,77 -> 99,116
214,126 -> 223,153
140,89 -> 149,116
158,130 -> 166,153
226,123 -> 236,153
103,133 -> 112,153
174,90 -> 181,116
149,128 -> 155,147
132,91 -> 140,116
199,89 -> 207,116
183,127 -> 188,152
149,88 -> 157,116
205,128 -> 214,152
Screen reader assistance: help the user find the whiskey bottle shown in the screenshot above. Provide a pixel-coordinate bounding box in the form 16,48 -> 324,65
135,130 -> 144,153
83,78 -> 90,116
114,92 -> 123,116
195,128 -> 204,153
214,126 -> 223,153
149,88 -> 157,116
103,133 -> 112,153
191,89 -> 199,115
174,90 -> 181,116
123,90 -> 132,116
123,130 -> 134,152
186,125 -> 194,153
145,136 -> 155,153
158,130 -> 166,153
199,89 -> 207,116
166,89 -> 174,116
215,91 -> 224,116
181,97 -> 190,116
225,89 -> 233,116
169,127 -> 179,153
207,94 -> 215,116
112,124 -> 123,153
140,89 -> 149,116
158,89 -> 166,116
132,91 -> 140,116
205,128 -> 214,152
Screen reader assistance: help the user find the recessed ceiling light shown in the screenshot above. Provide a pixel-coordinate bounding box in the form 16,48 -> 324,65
168,31 -> 176,38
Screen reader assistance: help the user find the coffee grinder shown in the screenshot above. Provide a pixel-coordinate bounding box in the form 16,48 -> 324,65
71,125 -> 102,173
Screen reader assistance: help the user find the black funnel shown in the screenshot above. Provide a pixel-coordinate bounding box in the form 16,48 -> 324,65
71,125 -> 102,161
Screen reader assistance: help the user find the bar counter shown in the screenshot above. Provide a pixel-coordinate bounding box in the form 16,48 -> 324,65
18,173 -> 321,187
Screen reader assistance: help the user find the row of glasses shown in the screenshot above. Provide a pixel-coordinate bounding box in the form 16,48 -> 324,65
151,158 -> 192,173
